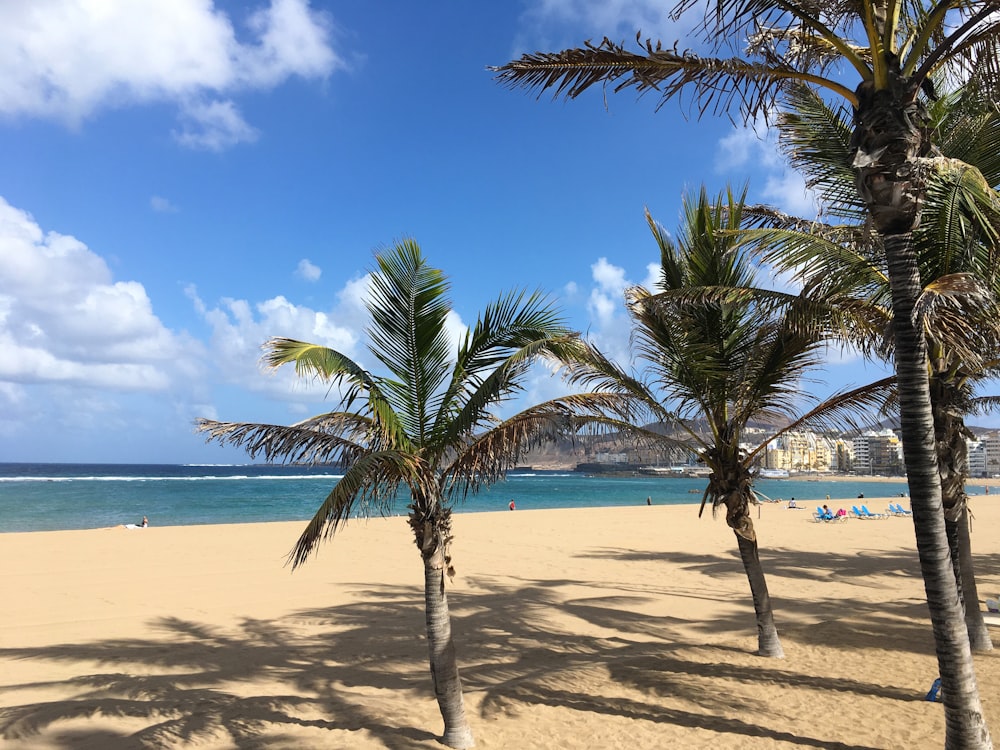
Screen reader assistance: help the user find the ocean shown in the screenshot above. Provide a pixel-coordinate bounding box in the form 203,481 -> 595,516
0,463 -> 929,533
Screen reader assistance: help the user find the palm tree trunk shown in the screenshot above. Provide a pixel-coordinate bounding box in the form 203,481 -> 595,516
957,506 -> 994,652
422,553 -> 474,749
932,376 -> 993,652
412,503 -> 474,749
734,532 -> 784,658
883,234 -> 992,748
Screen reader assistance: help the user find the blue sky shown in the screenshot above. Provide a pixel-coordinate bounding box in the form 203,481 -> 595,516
0,0 -> 908,464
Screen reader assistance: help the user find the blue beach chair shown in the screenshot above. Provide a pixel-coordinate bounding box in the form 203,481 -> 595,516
860,505 -> 887,519
814,506 -> 834,522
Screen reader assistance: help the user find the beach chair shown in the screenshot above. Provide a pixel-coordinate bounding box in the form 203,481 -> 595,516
891,503 -> 912,516
851,505 -> 868,519
814,506 -> 834,522
860,505 -> 887,519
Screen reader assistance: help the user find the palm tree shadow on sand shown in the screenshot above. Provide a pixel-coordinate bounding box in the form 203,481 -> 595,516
1,560 -> 971,749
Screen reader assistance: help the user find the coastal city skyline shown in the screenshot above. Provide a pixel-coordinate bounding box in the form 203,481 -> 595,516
0,1 -> 938,463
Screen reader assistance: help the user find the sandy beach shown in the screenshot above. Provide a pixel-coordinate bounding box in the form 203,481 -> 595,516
2,497 -> 998,749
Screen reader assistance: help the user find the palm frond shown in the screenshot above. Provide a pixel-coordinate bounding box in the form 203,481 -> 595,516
492,35 -> 856,121
195,417 -> 366,466
917,272 -> 1000,366
443,393 -> 622,493
366,239 -> 453,443
288,451 -> 424,568
264,337 -> 375,411
263,337 -> 408,451
745,375 -> 897,461
968,393 -> 1000,415
434,289 -> 571,439
777,83 -> 864,219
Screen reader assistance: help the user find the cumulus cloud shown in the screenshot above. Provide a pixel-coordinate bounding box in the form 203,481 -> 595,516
0,196 -> 202,391
715,121 -> 819,218
585,257 -> 638,363
189,272 -> 471,406
189,281 -> 366,400
295,258 -> 322,282
0,0 -> 342,148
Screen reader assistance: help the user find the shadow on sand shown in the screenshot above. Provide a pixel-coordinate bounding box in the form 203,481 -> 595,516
5,538 -> 992,749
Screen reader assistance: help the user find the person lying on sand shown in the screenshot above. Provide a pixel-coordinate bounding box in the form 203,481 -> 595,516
120,516 -> 149,529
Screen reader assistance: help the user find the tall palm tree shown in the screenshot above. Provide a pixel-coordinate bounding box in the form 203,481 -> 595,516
197,240 -> 618,749
750,82 -> 1000,651
492,6 -> 1000,743
566,187 -> 892,657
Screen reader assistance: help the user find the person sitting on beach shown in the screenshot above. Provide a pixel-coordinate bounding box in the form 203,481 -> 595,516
122,516 -> 149,529
787,498 -> 798,509
820,505 -> 834,520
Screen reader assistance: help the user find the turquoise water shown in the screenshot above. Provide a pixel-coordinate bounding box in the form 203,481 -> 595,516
0,463 -> 928,533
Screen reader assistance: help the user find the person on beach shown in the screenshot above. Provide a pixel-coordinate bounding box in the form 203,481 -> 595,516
820,505 -> 834,520
787,498 -> 797,509
508,500 -> 515,511
646,496 -> 652,506
121,516 -> 148,529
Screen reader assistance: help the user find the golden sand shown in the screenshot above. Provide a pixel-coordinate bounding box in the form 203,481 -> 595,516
1,497 -> 998,748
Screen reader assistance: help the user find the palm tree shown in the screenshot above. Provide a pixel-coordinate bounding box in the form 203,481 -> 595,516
566,187 -> 891,657
748,82 -> 1000,651
492,6 -> 999,743
196,240 -> 617,749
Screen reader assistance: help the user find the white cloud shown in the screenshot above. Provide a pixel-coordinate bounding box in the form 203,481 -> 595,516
150,195 -> 178,213
514,0 -> 692,50
173,98 -> 259,150
0,0 -> 342,147
295,258 -> 322,282
715,121 -> 820,219
0,196 -> 202,391
585,257 -> 637,363
190,283 -> 365,400
190,271 -> 471,406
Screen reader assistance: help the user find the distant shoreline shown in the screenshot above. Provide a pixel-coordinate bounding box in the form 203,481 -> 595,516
527,464 -> 997,488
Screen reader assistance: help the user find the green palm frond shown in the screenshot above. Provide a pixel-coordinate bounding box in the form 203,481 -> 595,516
288,451 -> 425,568
777,83 -> 863,219
919,159 -> 1000,279
264,337 -> 376,411
443,392 -> 645,496
195,417 -> 366,466
263,337 -> 408,451
434,289 -> 572,440
367,240 -> 453,443
434,337 -> 548,453
934,89 -> 1000,186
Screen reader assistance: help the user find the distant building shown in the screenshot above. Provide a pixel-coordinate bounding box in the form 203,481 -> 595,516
967,439 -> 986,478
982,433 -> 1000,477
852,430 -> 902,475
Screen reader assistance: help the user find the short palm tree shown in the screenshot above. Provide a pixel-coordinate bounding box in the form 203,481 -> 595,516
493,6 -> 1000,741
566,188 -> 891,657
197,240 -> 616,749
